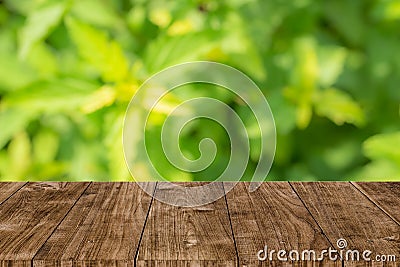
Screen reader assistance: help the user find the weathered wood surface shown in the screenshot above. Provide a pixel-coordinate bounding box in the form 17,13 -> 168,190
0,182 -> 397,266
291,182 -> 400,267
33,182 -> 155,267
0,182 -> 26,204
353,182 -> 400,225
136,182 -> 237,266
0,182 -> 89,266
225,182 -> 339,266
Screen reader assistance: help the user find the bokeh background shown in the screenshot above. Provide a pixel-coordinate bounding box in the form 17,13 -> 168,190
0,0 -> 399,181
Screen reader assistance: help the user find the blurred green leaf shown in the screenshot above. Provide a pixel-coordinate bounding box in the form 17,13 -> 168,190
314,88 -> 365,126
3,0 -> 41,15
363,132 -> 400,165
318,46 -> 347,88
284,37 -> 319,129
356,160 -> 400,181
127,6 -> 146,31
291,37 -> 319,93
18,2 -> 67,58
0,109 -> 33,149
219,13 -> 266,80
26,43 -> 58,77
372,0 -> 400,21
104,110 -> 131,181
296,102 -> 313,129
8,131 -> 31,179
71,0 -> 120,28
144,30 -> 222,73
269,91 -> 297,135
0,53 -> 37,91
65,17 -> 129,83
2,79 -> 98,113
33,129 -> 59,164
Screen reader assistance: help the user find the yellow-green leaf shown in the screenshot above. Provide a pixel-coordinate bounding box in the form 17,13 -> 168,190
0,109 -> 33,149
292,37 -> 319,95
144,30 -> 222,73
19,2 -> 66,58
81,86 -> 116,114
296,102 -> 313,129
3,79 -> 98,113
65,17 -> 129,83
314,88 -> 365,126
104,111 -> 131,181
33,129 -> 59,164
8,131 -> 31,179
26,43 -> 58,77
318,46 -> 347,88
363,132 -> 400,164
71,0 -> 119,28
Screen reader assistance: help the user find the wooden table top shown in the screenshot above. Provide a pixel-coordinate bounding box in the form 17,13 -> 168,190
0,182 -> 398,266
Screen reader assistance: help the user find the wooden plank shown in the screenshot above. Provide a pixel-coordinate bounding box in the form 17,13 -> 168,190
136,182 -> 237,266
225,182 -> 339,266
353,183 -> 400,225
291,182 -> 400,267
0,182 -> 26,205
0,182 -> 89,266
33,182 -> 156,267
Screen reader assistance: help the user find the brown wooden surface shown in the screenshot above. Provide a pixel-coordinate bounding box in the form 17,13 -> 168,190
0,182 -> 89,266
33,182 -> 155,266
0,182 -> 397,266
0,182 -> 26,204
137,182 -> 237,266
225,182 -> 339,266
353,182 -> 400,225
291,182 -> 400,267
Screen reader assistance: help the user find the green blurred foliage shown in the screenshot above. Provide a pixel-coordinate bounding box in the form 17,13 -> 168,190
0,0 -> 399,181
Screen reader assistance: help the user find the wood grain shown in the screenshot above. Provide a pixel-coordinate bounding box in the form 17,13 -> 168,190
0,182 -> 26,205
0,182 -> 89,266
225,182 -> 339,266
353,183 -> 400,226
33,182 -> 156,267
136,182 -> 237,266
291,182 -> 400,267
0,182 -> 398,266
